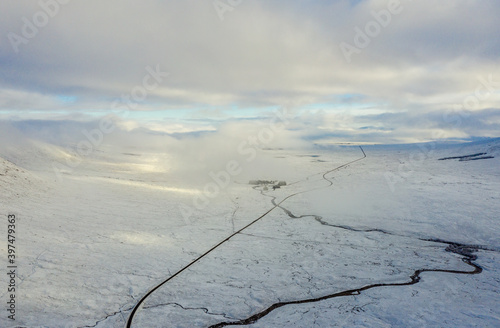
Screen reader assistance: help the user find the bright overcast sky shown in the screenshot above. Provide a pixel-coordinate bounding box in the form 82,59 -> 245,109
0,0 -> 499,143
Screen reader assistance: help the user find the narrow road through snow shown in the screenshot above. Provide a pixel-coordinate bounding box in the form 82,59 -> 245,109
125,147 -> 367,327
126,146 -> 494,327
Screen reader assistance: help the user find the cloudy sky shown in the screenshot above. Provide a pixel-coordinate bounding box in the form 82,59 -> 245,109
1,0 -> 499,144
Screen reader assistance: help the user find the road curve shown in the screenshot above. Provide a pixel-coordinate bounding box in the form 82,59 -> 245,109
125,146 -> 367,327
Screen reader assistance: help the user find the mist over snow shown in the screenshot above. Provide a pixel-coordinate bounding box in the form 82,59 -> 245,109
0,117 -> 313,186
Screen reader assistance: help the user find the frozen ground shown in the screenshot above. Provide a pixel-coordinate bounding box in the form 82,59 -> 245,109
0,137 -> 499,327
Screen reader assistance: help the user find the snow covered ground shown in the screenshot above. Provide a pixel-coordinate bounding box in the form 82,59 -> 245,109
0,136 -> 499,327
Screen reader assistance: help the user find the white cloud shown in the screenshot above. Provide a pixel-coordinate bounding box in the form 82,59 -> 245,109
0,0 -> 499,141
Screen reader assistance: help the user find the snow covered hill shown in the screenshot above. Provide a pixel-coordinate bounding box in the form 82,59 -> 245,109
0,137 -> 499,327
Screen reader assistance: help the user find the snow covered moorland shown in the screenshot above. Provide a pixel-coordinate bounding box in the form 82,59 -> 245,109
0,131 -> 499,327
